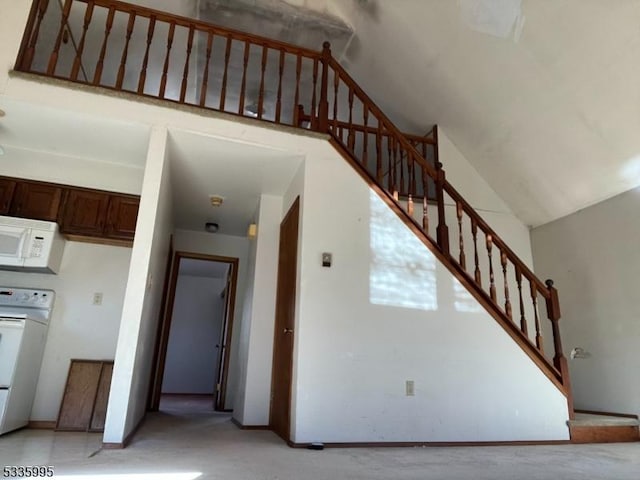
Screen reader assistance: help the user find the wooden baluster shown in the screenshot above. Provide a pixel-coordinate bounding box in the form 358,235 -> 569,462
70,1 -> 94,81
115,12 -> 136,90
435,162 -> 449,254
376,123 -> 383,183
137,15 -> 156,94
20,0 -> 51,71
501,251 -> 512,319
347,87 -> 355,151
257,44 -> 268,120
386,134 -> 394,196
410,153 -> 416,200
199,32 -> 214,107
179,25 -> 195,103
47,0 -> 73,76
275,49 -> 285,123
362,104 -> 369,169
332,69 -> 339,133
158,21 -> 175,98
407,194 -> 414,216
292,55 -> 302,124
486,234 -> 496,301
545,278 -> 573,417
515,266 -> 528,336
399,146 -> 405,197
237,39 -> 250,113
530,283 -> 544,353
317,42 -> 331,132
456,202 -> 466,270
93,6 -> 115,85
219,35 -> 232,110
422,195 -> 429,233
471,219 -> 481,286
310,58 -> 318,129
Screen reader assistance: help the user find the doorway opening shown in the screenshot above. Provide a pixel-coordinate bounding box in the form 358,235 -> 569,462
148,251 -> 239,415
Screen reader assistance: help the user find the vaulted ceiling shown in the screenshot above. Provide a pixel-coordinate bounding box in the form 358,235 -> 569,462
325,0 -> 640,227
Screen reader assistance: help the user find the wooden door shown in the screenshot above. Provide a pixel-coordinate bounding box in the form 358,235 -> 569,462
0,179 -> 16,214
10,182 -> 62,221
270,197 -> 299,441
59,189 -> 110,236
105,195 -> 139,240
214,269 -> 234,411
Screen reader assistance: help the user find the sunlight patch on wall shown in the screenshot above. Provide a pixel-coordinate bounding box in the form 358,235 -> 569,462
369,191 -> 437,311
453,277 -> 483,313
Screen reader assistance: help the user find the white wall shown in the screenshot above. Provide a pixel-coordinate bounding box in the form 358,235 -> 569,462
233,194 -> 283,426
173,229 -> 251,410
531,186 -> 640,417
289,140 -> 569,443
162,275 -> 225,394
0,0 -> 30,93
104,126 -> 174,443
0,242 -> 131,421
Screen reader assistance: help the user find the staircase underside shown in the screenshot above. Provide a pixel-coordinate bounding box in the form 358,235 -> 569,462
569,413 -> 640,443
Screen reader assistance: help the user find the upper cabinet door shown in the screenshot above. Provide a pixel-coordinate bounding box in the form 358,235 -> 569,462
105,195 -> 139,241
60,189 -> 110,236
10,182 -> 62,221
0,179 -> 17,214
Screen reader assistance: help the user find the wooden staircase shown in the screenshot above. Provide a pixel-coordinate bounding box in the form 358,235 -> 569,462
16,0 -> 574,419
569,412 -> 640,443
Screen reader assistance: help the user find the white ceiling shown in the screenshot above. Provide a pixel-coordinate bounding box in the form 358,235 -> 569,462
179,258 -> 229,278
0,97 -> 150,169
327,0 -> 640,227
168,129 -> 303,236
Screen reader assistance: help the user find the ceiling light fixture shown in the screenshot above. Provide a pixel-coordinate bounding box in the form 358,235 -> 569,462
209,195 -> 224,207
205,222 -> 219,233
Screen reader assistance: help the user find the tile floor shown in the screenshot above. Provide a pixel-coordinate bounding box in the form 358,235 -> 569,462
0,396 -> 639,479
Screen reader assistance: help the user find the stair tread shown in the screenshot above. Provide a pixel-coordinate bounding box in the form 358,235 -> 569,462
569,413 -> 639,427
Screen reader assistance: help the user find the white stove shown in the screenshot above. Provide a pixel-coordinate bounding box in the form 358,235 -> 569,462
0,287 -> 55,435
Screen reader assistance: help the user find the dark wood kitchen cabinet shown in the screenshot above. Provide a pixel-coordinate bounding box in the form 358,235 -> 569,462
0,175 -> 140,246
9,182 -> 62,221
105,195 -> 139,240
0,179 -> 16,214
59,190 -> 139,243
59,189 -> 110,236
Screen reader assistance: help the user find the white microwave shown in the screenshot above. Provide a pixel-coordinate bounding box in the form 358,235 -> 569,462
0,216 -> 66,274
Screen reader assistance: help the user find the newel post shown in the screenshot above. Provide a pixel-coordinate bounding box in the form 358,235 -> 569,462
545,279 -> 574,419
435,162 -> 450,255
317,41 -> 331,133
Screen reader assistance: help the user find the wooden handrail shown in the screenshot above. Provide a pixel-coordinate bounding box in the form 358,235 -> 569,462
327,57 -> 438,179
72,0 -> 322,58
443,180 -> 550,296
297,111 -> 437,145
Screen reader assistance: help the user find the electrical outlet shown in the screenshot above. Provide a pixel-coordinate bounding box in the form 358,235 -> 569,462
405,380 -> 415,396
92,292 -> 103,305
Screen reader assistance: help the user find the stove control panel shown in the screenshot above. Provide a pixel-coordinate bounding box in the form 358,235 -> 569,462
0,287 -> 55,310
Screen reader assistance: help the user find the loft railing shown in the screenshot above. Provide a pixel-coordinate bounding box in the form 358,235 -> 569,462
15,0 -> 572,410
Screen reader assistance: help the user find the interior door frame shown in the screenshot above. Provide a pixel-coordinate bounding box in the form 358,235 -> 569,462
147,250 -> 239,412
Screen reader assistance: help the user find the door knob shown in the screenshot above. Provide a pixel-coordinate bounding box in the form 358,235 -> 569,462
283,328 -> 293,334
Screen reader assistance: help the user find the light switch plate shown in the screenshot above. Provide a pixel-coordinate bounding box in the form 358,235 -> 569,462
322,252 -> 332,267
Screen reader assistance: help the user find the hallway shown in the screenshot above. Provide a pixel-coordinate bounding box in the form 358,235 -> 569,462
1,413 -> 639,479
